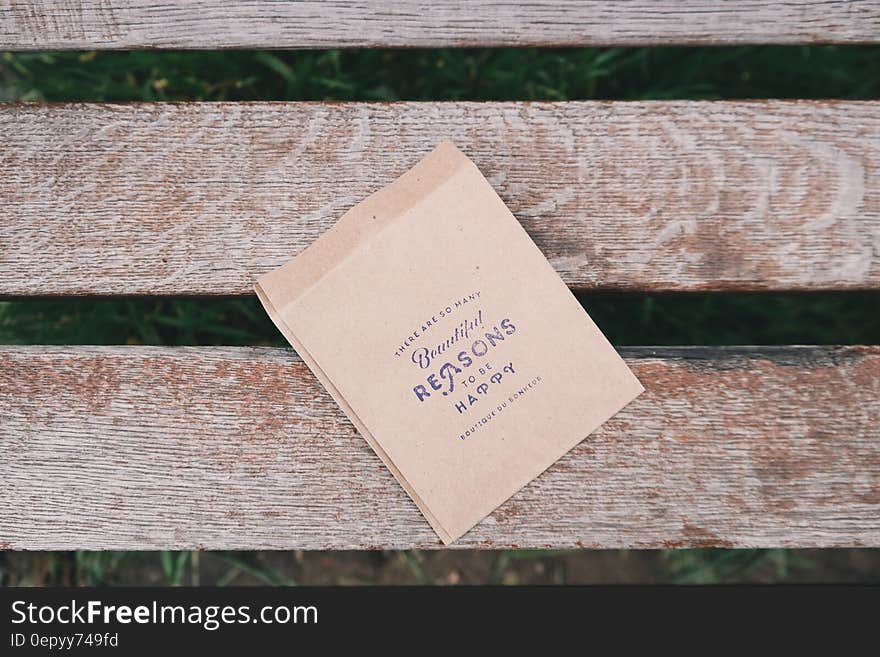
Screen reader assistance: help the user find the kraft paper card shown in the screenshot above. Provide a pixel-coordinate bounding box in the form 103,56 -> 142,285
255,142 -> 644,544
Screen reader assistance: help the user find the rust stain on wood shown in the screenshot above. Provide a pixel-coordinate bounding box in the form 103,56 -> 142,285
678,522 -> 736,549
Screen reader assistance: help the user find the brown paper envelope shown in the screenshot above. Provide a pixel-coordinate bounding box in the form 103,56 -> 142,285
256,142 -> 643,543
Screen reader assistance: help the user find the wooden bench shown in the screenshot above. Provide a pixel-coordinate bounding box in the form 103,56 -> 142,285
1,1 -> 879,551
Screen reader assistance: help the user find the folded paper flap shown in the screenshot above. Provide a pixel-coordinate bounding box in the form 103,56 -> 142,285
256,141 -> 470,313
256,257 -> 455,544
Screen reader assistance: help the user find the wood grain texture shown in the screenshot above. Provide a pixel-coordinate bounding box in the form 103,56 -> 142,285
3,100 -> 879,296
2,345 -> 878,550
2,1 -> 879,49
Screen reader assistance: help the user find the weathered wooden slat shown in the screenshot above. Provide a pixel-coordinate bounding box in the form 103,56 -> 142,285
1,345 -> 877,550
2,101 -> 879,296
2,1 -> 878,50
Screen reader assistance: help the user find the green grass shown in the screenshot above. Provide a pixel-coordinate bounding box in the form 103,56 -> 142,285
2,293 -> 879,348
3,46 -> 879,102
1,45 -> 879,585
